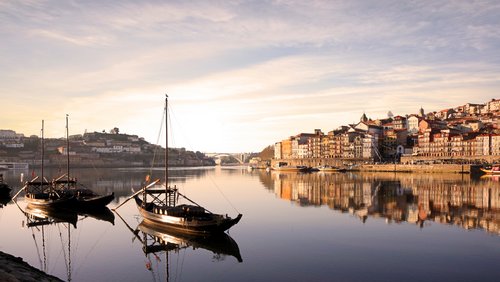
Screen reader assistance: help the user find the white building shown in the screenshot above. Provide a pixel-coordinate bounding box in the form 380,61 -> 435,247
274,142 -> 282,159
407,115 -> 420,135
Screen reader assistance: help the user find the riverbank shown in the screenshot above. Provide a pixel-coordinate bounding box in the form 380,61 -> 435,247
356,163 -> 474,174
271,159 -> 485,174
0,251 -> 62,282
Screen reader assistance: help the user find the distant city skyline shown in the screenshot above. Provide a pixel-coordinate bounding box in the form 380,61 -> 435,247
1,1 -> 499,152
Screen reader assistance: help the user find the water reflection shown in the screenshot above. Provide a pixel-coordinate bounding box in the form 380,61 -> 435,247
0,194 -> 11,208
15,203 -> 115,281
263,171 -> 500,235
117,212 -> 242,281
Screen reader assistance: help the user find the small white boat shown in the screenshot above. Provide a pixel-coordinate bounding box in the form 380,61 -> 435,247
480,165 -> 500,175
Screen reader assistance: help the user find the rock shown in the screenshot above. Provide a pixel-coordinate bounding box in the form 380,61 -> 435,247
0,251 -> 63,282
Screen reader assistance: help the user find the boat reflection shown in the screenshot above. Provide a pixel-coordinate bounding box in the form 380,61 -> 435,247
21,203 -> 115,228
117,212 -> 242,281
137,220 -> 243,263
0,194 -> 11,208
25,204 -> 78,228
264,172 -> 500,235
18,203 -> 115,281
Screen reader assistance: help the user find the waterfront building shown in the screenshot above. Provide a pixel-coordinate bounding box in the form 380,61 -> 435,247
362,134 -> 379,160
281,139 -> 292,159
321,135 -> 330,158
492,135 -> 500,155
274,142 -> 282,159
392,115 -> 407,130
272,98 -> 499,163
381,129 -> 407,159
308,129 -> 324,159
475,134 -> 491,156
407,115 -> 421,135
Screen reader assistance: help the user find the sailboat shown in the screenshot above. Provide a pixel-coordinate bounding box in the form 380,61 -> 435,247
53,115 -> 114,209
480,165 -> 500,175
125,95 -> 242,235
24,120 -> 76,208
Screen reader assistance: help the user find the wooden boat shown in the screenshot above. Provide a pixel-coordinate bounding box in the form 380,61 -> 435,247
129,95 -> 242,235
52,115 -> 114,209
272,162 -> 310,172
480,165 -> 500,175
53,175 -> 115,209
24,120 -> 77,208
316,165 -> 347,172
24,177 -> 77,208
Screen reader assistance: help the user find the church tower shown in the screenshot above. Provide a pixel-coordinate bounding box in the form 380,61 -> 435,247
360,112 -> 368,122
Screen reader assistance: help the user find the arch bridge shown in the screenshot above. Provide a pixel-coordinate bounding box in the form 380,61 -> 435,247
205,153 -> 252,165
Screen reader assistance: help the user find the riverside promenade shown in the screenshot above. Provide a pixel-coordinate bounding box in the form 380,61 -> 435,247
271,159 -> 483,174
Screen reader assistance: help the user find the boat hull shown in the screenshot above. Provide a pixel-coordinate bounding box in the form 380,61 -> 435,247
480,167 -> 500,175
134,196 -> 242,235
272,166 -> 310,172
24,193 -> 77,209
318,167 -> 346,172
75,192 -> 115,209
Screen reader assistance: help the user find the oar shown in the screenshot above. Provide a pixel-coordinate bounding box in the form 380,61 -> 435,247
113,209 -> 144,244
12,176 -> 39,200
112,179 -> 160,211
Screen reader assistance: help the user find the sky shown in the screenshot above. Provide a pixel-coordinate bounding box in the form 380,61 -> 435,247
1,0 -> 499,153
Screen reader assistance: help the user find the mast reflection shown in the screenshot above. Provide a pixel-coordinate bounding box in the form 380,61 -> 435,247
17,203 -> 115,281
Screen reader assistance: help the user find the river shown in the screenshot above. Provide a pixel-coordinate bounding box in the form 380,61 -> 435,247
0,167 -> 499,281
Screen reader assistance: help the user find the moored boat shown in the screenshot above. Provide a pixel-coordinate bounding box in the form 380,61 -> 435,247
124,95 -> 242,235
24,120 -> 77,209
52,115 -> 114,209
316,165 -> 347,172
53,175 -> 115,209
272,162 -> 310,172
480,165 -> 500,175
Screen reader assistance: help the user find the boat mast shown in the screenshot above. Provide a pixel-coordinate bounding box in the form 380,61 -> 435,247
66,114 -> 70,186
41,120 -> 44,188
165,94 -> 168,189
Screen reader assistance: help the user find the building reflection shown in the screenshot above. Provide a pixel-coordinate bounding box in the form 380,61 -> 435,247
265,171 -> 500,235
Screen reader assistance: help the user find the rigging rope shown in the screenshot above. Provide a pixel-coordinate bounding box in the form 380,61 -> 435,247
168,104 -> 240,214
149,104 -> 166,179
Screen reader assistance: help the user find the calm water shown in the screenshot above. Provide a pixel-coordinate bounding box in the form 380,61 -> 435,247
1,167 -> 499,282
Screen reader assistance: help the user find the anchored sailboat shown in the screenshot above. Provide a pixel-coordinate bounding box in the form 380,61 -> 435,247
53,114 -> 114,209
24,120 -> 76,208
118,95 -> 242,235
